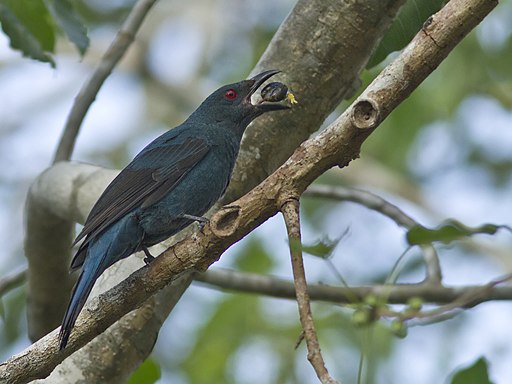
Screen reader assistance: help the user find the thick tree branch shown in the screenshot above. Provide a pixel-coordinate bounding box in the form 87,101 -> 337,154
224,0 -> 406,201
52,0 -> 158,163
32,272 -> 192,384
282,199 -> 338,384
24,164 -> 117,341
6,0 -> 498,382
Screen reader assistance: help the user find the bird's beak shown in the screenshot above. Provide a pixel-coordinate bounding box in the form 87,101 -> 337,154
247,69 -> 291,112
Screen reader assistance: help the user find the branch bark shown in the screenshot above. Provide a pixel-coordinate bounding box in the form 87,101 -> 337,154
11,0 -> 498,382
32,272 -> 192,384
282,199 -> 338,384
195,268 -> 512,305
25,164 -> 117,341
224,0 -> 406,201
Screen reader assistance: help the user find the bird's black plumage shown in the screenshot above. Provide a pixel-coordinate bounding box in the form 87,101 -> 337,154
58,70 -> 289,350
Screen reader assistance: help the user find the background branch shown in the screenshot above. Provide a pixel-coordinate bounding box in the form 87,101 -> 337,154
52,0 -> 158,163
194,268 -> 512,305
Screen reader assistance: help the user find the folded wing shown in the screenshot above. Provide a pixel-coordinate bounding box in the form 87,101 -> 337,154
70,134 -> 210,269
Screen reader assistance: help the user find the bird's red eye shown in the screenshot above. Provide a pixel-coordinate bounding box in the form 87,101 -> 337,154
225,89 -> 236,100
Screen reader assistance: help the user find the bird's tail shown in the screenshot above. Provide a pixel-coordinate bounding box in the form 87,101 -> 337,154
59,252 -> 105,350
59,215 -> 142,350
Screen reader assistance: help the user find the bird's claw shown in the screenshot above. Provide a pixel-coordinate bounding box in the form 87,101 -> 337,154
197,218 -> 209,233
142,247 -> 155,265
181,214 -> 209,233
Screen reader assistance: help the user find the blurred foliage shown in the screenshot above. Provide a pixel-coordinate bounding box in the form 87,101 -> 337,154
0,0 -> 55,66
73,0 -> 136,26
233,238 -> 276,274
364,27 -> 512,172
0,0 -> 88,66
45,0 -> 89,54
449,357 -> 494,384
128,357 -> 161,384
407,220 -> 511,245
0,288 -> 25,346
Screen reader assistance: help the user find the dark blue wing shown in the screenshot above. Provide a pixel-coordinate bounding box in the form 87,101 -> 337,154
70,134 -> 210,269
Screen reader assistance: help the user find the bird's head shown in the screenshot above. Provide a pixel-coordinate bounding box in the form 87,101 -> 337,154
191,70 -> 290,134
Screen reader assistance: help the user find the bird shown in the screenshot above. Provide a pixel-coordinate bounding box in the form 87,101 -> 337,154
59,69 -> 290,350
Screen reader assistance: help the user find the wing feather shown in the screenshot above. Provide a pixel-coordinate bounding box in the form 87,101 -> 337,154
70,135 -> 210,269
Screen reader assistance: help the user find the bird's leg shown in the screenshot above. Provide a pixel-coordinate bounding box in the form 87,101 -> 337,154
181,214 -> 209,232
142,246 -> 155,265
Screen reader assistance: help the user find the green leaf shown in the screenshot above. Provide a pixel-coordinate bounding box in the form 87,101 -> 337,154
450,357 -> 494,384
44,0 -> 89,55
299,236 -> 342,259
406,219 -> 511,245
367,0 -> 445,68
0,2 -> 55,66
0,0 -> 55,50
301,239 -> 336,258
127,358 -> 161,384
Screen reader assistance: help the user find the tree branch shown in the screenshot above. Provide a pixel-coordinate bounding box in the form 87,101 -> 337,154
7,0 -> 498,382
0,269 -> 26,298
32,272 -> 192,384
282,199 -> 338,384
194,268 -> 512,305
52,0 -> 158,163
24,164 -> 117,341
224,0 -> 406,202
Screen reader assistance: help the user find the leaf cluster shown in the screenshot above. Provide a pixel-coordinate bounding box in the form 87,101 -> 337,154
0,0 -> 88,66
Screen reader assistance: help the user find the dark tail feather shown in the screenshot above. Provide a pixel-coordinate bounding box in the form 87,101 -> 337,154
59,216 -> 140,350
59,263 -> 102,350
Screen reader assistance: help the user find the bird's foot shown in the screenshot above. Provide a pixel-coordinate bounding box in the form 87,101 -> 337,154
142,247 -> 155,265
181,214 -> 209,233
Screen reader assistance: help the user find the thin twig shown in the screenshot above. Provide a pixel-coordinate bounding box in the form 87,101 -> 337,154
52,0 -> 159,163
0,269 -> 27,298
282,199 -> 339,384
305,185 -> 443,284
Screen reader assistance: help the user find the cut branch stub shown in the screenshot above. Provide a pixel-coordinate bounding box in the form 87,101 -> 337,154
351,99 -> 380,129
210,205 -> 242,237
